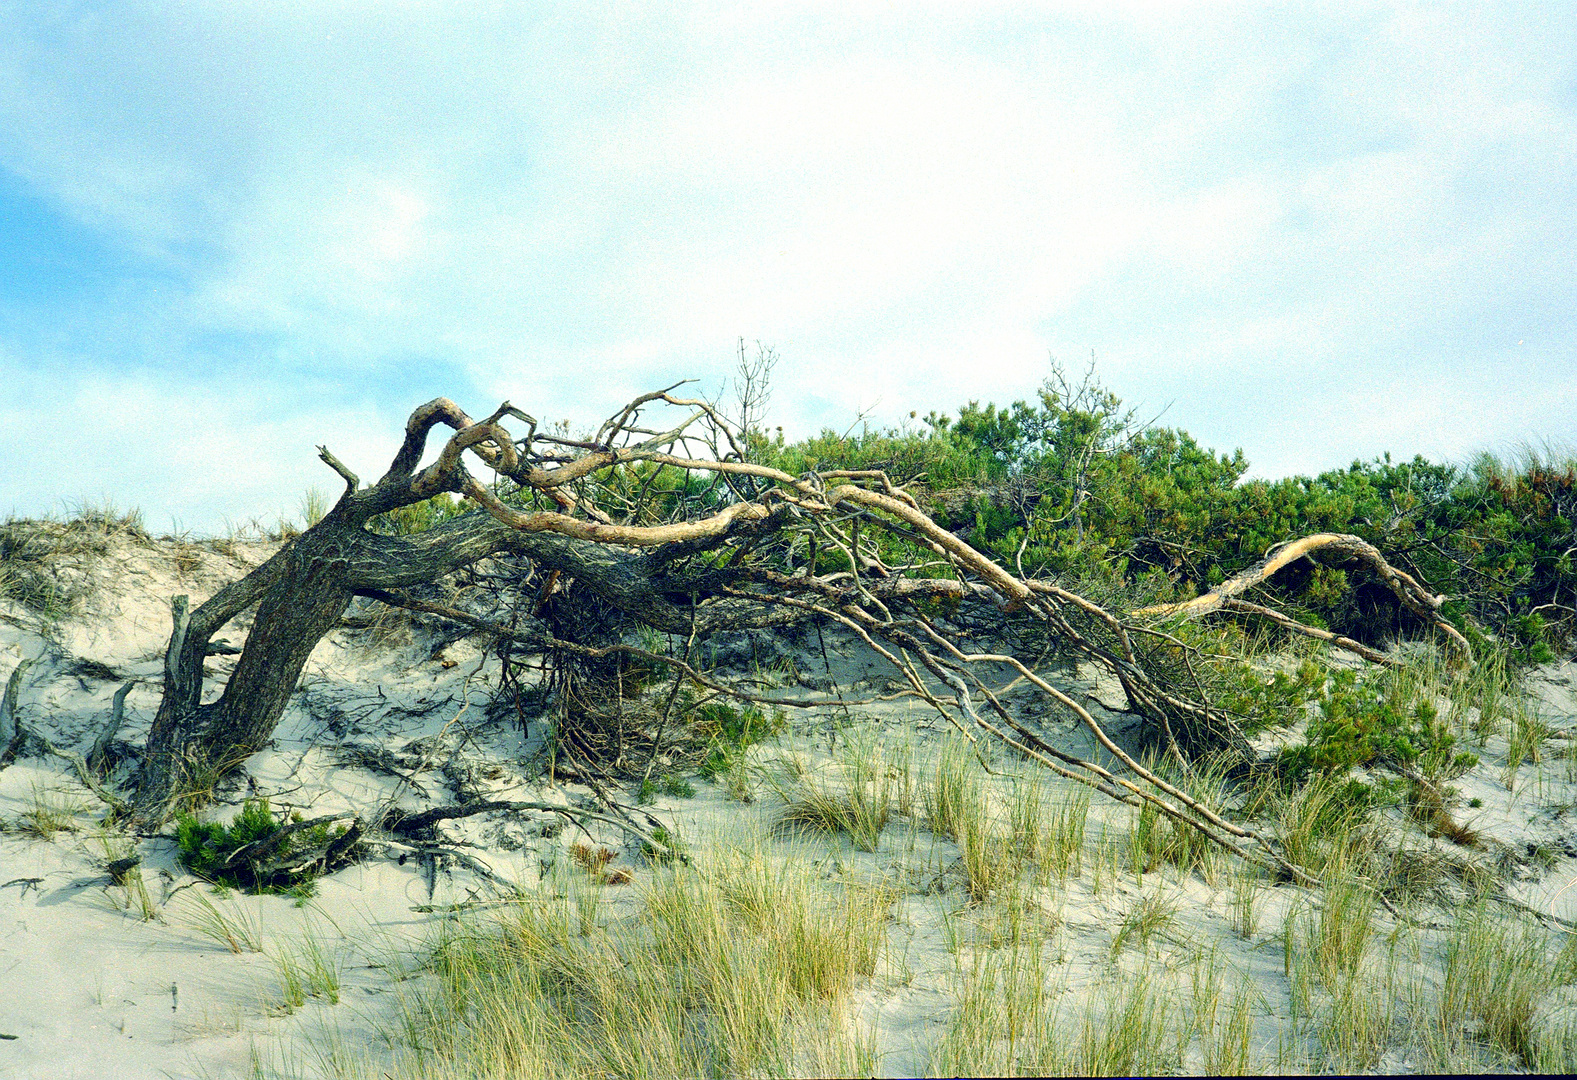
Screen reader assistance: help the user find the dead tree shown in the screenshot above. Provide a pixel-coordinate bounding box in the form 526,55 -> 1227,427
127,388 -> 1469,884
133,391 -> 801,822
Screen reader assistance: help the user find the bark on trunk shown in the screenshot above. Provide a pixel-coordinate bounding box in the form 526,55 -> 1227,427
138,530 -> 357,816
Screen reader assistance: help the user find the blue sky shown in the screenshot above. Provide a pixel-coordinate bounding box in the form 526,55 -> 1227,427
1,2 -> 1573,534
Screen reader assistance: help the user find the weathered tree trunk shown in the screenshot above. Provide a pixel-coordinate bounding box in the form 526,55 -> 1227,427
138,534 -> 357,815
129,395 -> 799,822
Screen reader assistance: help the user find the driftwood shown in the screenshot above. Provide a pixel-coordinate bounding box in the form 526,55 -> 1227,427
384,799 -> 683,862
1,658 -> 133,817
0,659 -> 31,765
195,812 -> 363,889
85,681 -> 134,775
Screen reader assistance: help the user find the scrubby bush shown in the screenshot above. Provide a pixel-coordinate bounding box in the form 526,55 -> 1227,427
755,362 -> 1573,662
1277,667 -> 1478,784
695,700 -> 781,781
176,798 -> 348,897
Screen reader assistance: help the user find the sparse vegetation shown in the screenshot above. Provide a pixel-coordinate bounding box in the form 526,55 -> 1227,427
771,725 -> 895,852
378,840 -> 894,1079
0,502 -> 149,619
180,888 -> 265,953
8,782 -> 92,838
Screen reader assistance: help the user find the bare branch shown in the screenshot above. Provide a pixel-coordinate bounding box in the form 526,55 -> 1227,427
1137,532 -> 1472,661
316,445 -> 360,493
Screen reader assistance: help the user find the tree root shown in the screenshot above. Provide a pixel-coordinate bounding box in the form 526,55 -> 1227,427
383,799 -> 684,863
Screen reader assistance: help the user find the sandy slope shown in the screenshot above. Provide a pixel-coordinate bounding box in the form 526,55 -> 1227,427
3,531 -> 1577,1077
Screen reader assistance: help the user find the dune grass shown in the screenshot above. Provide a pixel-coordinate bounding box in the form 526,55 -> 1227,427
59,629 -> 1570,1078
0,501 -> 149,619
8,781 -> 93,839
181,889 -> 265,954
352,839 -> 896,1080
769,724 -> 897,851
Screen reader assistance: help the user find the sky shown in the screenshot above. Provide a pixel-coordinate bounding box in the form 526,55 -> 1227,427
0,2 -> 1573,535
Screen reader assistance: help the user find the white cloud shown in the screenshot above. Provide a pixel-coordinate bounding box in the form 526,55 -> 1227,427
0,2 -> 1571,528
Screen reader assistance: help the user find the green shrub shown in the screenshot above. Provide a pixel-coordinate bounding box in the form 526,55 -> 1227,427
366,493 -> 476,535
640,825 -> 685,864
175,798 -> 346,897
637,775 -> 696,804
761,362 -> 1573,663
1278,668 -> 1478,783
695,701 -> 782,781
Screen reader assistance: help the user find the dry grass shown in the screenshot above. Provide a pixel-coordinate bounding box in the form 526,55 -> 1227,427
159,641 -> 1577,1076
362,840 -> 896,1079
770,727 -> 895,851
8,782 -> 93,839
0,503 -> 148,618
929,954 -> 1180,1078
181,889 -> 265,953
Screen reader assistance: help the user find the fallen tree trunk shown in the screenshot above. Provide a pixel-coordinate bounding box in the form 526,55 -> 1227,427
122,386 -> 1436,886
131,396 -> 801,822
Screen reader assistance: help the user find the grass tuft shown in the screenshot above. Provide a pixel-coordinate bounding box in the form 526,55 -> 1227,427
388,841 -> 893,1078
181,889 -> 264,953
771,726 -> 895,851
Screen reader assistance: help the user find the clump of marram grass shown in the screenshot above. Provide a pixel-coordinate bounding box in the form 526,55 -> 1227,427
272,925 -> 343,1013
1228,865 -> 1264,939
384,842 -> 895,1079
1434,905 -> 1568,1068
1311,874 -> 1378,989
1109,889 -> 1180,958
770,725 -> 894,851
1275,853 -> 1419,1073
1503,701 -> 1552,789
180,889 -> 263,953
93,835 -> 160,921
8,782 -> 93,839
911,733 -> 1031,901
965,880 -> 1063,951
1120,751 -> 1236,885
1042,786 -> 1090,883
927,942 -> 1058,1077
923,732 -> 979,842
928,944 -> 1180,1078
1188,948 -> 1258,1076
1460,645 -> 1516,746
1255,771 -> 1377,878
959,808 -> 1019,903
1008,772 -> 1047,865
